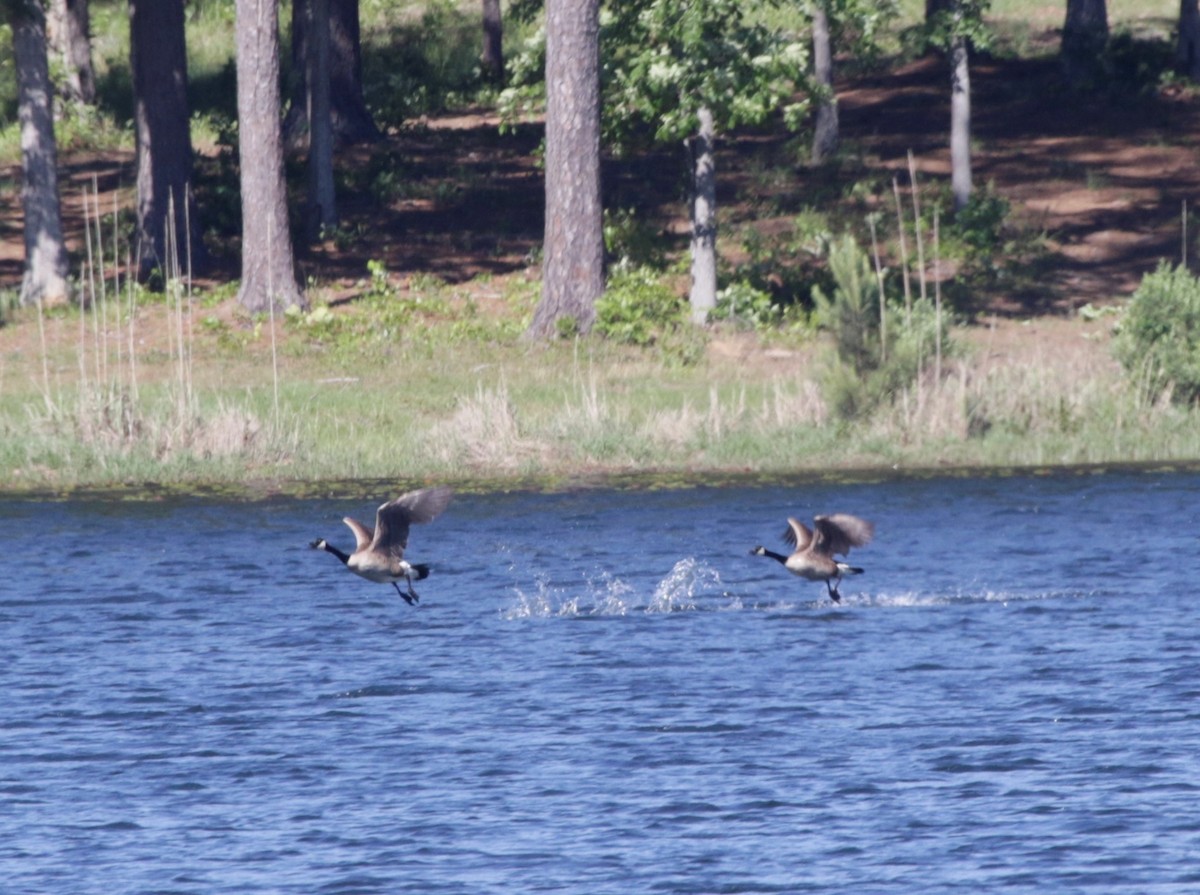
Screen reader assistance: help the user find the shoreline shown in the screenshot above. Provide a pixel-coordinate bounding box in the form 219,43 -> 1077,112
4,457 -> 1198,503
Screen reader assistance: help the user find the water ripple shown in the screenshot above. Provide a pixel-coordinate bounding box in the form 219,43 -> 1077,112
2,473 -> 1199,894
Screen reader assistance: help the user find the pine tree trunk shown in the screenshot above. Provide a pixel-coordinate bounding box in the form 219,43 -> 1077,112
527,0 -> 603,339
235,0 -> 305,312
306,0 -> 337,242
131,0 -> 207,280
689,106 -> 717,324
284,0 -> 381,148
13,1 -> 70,307
1178,0 -> 1200,81
949,32 -> 972,211
481,0 -> 503,83
47,0 -> 95,105
811,4 -> 838,164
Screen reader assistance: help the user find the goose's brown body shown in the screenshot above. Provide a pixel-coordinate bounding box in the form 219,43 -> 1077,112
752,513 -> 874,602
310,486 -> 452,604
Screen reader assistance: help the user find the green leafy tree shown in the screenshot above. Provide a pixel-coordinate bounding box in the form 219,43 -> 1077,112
925,0 -> 990,211
1114,262 -> 1200,406
600,0 -> 808,322
805,0 -> 897,163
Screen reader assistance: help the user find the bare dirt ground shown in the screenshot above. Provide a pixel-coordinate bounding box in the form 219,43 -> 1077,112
2,48 -> 1195,369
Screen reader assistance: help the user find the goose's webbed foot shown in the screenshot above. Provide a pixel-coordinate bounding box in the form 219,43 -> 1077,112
393,581 -> 419,606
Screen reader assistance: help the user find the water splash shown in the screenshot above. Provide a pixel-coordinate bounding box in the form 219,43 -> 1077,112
646,557 -> 725,613
503,558 -> 726,618
503,571 -> 634,619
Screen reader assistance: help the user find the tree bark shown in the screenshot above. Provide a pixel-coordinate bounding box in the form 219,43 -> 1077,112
1178,0 -> 1200,81
305,0 -> 337,242
235,0 -> 304,312
527,0 -> 603,339
47,0 -> 95,105
1061,0 -> 1109,87
130,0 -> 207,280
949,31 -> 972,211
12,0 -> 70,307
284,0 -> 381,147
481,0 -> 503,83
689,106 -> 717,324
810,3 -> 838,164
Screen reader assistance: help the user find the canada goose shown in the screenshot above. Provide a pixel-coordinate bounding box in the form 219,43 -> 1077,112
751,513 -> 874,602
310,486 -> 452,605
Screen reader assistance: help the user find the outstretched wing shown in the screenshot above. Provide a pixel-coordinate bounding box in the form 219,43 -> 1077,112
371,486 -> 454,555
812,514 -> 874,557
781,517 -> 814,551
340,516 -> 374,552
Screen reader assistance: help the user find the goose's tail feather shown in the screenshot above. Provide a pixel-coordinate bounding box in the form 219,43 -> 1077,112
410,563 -> 432,581
837,562 -> 864,576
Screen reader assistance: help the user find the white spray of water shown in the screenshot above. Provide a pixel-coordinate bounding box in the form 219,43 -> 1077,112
503,557 -> 727,619
645,557 -> 724,613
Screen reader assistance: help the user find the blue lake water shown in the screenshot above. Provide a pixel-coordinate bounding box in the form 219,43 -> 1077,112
3,470 -> 1200,894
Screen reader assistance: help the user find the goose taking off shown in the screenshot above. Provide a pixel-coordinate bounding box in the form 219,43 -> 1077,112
310,486 -> 453,605
751,513 -> 874,602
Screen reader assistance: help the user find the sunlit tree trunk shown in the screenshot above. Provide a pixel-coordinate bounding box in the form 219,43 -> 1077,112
47,0 -> 95,105
130,0 -> 207,280
527,0 -> 603,338
11,0 -> 70,307
689,106 -> 717,324
949,29 -> 972,211
235,0 -> 304,312
811,3 -> 838,163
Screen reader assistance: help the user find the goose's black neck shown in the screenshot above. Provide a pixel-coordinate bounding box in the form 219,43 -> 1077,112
317,540 -> 351,565
755,546 -> 789,565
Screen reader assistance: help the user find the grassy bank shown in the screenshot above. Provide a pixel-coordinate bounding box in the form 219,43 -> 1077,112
2,276 -> 1198,496
2,0 -> 1198,496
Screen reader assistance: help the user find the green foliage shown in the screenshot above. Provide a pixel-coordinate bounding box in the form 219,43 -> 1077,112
1114,262 -> 1200,405
812,233 -> 952,419
812,232 -> 879,373
713,282 -> 781,329
820,0 -> 900,63
503,0 -> 813,146
603,207 -> 667,268
363,0 -> 498,124
723,211 -> 835,318
922,0 -> 993,53
949,188 -> 1009,254
594,265 -> 686,346
602,0 -> 810,147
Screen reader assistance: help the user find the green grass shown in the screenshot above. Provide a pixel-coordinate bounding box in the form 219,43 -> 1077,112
2,277 -> 1199,495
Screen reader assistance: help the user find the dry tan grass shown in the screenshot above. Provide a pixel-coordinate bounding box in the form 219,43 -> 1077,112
427,381 -> 535,470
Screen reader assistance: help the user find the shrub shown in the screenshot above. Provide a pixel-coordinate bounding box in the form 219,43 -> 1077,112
594,266 -> 685,346
950,188 -> 1010,255
713,282 -> 781,329
811,233 -> 952,419
812,232 -> 880,373
1114,262 -> 1200,405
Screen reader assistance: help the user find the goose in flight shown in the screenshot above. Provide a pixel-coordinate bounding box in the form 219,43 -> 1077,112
310,486 -> 452,604
751,513 -> 874,602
